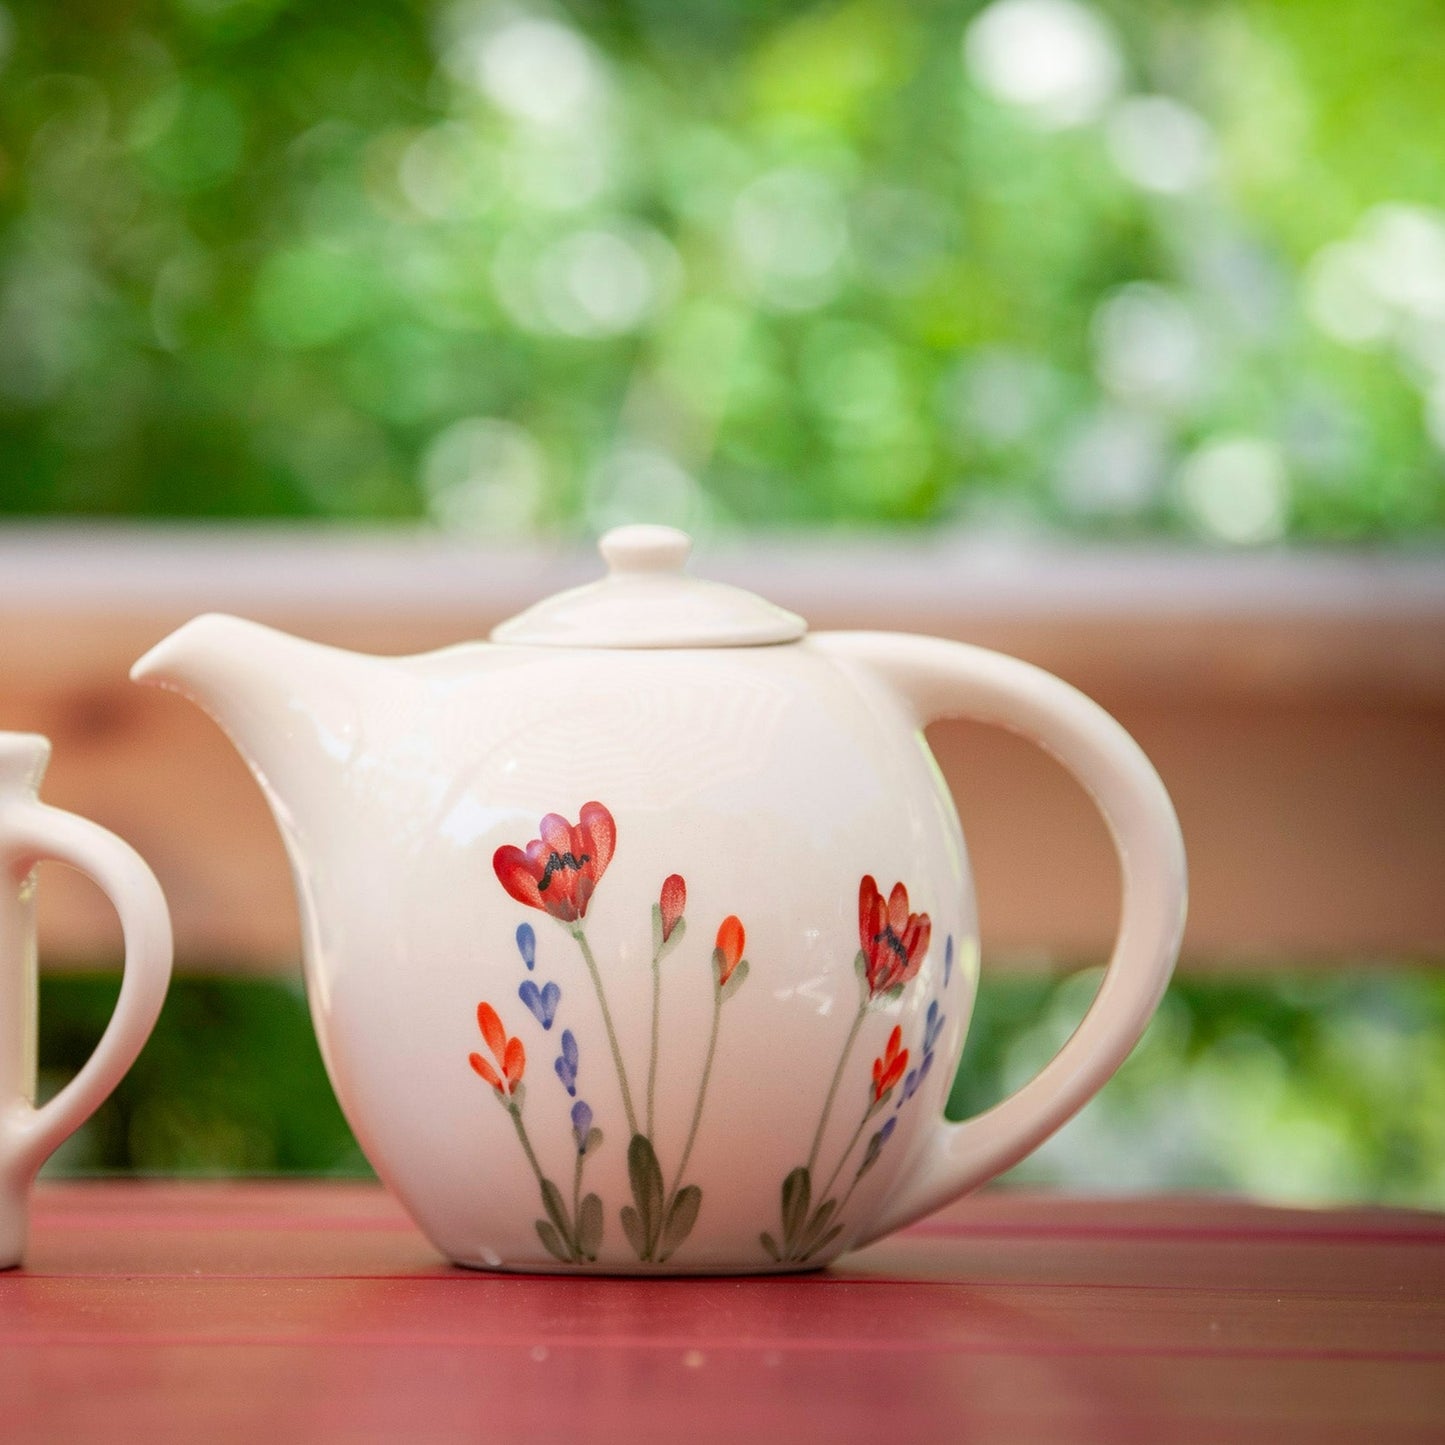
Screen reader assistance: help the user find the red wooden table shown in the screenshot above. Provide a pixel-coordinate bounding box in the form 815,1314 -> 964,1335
3,1182 -> 1443,1443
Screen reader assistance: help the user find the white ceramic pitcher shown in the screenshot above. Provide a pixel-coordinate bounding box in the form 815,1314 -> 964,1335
0,733 -> 172,1267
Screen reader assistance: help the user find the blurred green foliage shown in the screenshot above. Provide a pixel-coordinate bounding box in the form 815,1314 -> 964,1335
40,968 -> 1445,1207
953,968 -> 1445,1206
1,0 -> 1443,539
40,973 -> 366,1175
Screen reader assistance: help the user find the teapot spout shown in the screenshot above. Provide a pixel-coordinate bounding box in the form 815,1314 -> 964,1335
131,613 -> 366,809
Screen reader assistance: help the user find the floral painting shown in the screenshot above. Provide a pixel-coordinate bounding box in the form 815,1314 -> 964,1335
760,878 -> 946,1266
470,800 -> 945,1269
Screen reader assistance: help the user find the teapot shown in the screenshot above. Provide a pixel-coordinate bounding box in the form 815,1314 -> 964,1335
133,525 -> 1185,1273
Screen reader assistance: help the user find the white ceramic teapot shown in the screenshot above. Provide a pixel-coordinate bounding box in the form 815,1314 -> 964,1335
133,525 -> 1185,1274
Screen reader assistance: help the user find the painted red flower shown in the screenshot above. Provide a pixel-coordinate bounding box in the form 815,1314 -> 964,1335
872,1025 -> 908,1102
469,1002 -> 526,1095
660,874 -> 686,943
715,915 -> 745,987
493,802 -> 616,923
858,875 -> 931,997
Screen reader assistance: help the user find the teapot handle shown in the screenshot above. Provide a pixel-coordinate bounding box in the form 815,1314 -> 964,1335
815,632 -> 1186,1241
1,803 -> 172,1186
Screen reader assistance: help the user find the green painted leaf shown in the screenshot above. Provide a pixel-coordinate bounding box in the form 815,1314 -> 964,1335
720,958 -> 749,1001
539,1177 -> 571,1242
804,1223 -> 845,1262
620,1204 -> 645,1259
857,1129 -> 885,1179
584,1127 -> 603,1157
511,1081 -> 526,1110
781,1166 -> 811,1248
760,1231 -> 781,1262
536,1219 -> 571,1263
654,911 -> 686,961
577,1192 -> 604,1261
800,1198 -> 838,1255
658,1185 -> 702,1262
627,1133 -> 665,1256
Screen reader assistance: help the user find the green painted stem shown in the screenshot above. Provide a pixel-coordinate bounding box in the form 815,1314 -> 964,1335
806,1001 -> 868,1178
572,1145 -> 584,1232
573,927 -> 639,1138
666,991 -> 721,1206
833,1168 -> 865,1225
819,1099 -> 877,1206
509,1097 -> 582,1260
811,1156 -> 872,1260
509,1098 -> 548,1193
647,947 -> 662,1141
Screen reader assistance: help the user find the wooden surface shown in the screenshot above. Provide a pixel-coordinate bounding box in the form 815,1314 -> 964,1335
3,1182 -> 1443,1443
3,526 -> 1444,965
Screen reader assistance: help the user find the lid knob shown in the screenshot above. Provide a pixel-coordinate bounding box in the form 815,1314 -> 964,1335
491,522 -> 805,647
599,524 -> 692,576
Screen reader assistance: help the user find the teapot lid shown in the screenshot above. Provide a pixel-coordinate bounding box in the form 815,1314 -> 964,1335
491,525 -> 807,648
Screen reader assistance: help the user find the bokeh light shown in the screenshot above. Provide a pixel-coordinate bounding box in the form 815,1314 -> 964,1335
964,0 -> 1122,130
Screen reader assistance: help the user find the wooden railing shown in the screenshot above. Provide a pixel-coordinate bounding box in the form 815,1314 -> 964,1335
3,526 -> 1443,969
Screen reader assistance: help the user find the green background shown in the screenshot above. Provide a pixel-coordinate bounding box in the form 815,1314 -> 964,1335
2,0 -> 1442,537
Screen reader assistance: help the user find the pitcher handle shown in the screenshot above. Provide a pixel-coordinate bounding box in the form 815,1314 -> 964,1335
1,802 -> 172,1182
814,632 -> 1187,1242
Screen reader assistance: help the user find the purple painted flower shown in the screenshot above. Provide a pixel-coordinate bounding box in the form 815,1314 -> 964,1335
519,978 -> 561,1029
571,1100 -> 593,1154
944,934 -> 954,987
924,1000 -> 945,1054
516,922 -> 536,971
555,1029 -> 579,1096
900,1068 -> 918,1105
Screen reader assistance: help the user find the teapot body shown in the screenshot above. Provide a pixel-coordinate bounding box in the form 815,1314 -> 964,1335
287,639 -> 976,1272
135,526 -> 1186,1271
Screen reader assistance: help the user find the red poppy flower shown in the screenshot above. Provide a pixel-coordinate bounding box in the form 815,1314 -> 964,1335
469,1002 -> 526,1095
660,874 -> 686,943
493,802 -> 616,923
872,1025 -> 908,1102
858,875 -> 931,997
715,915 -> 745,986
